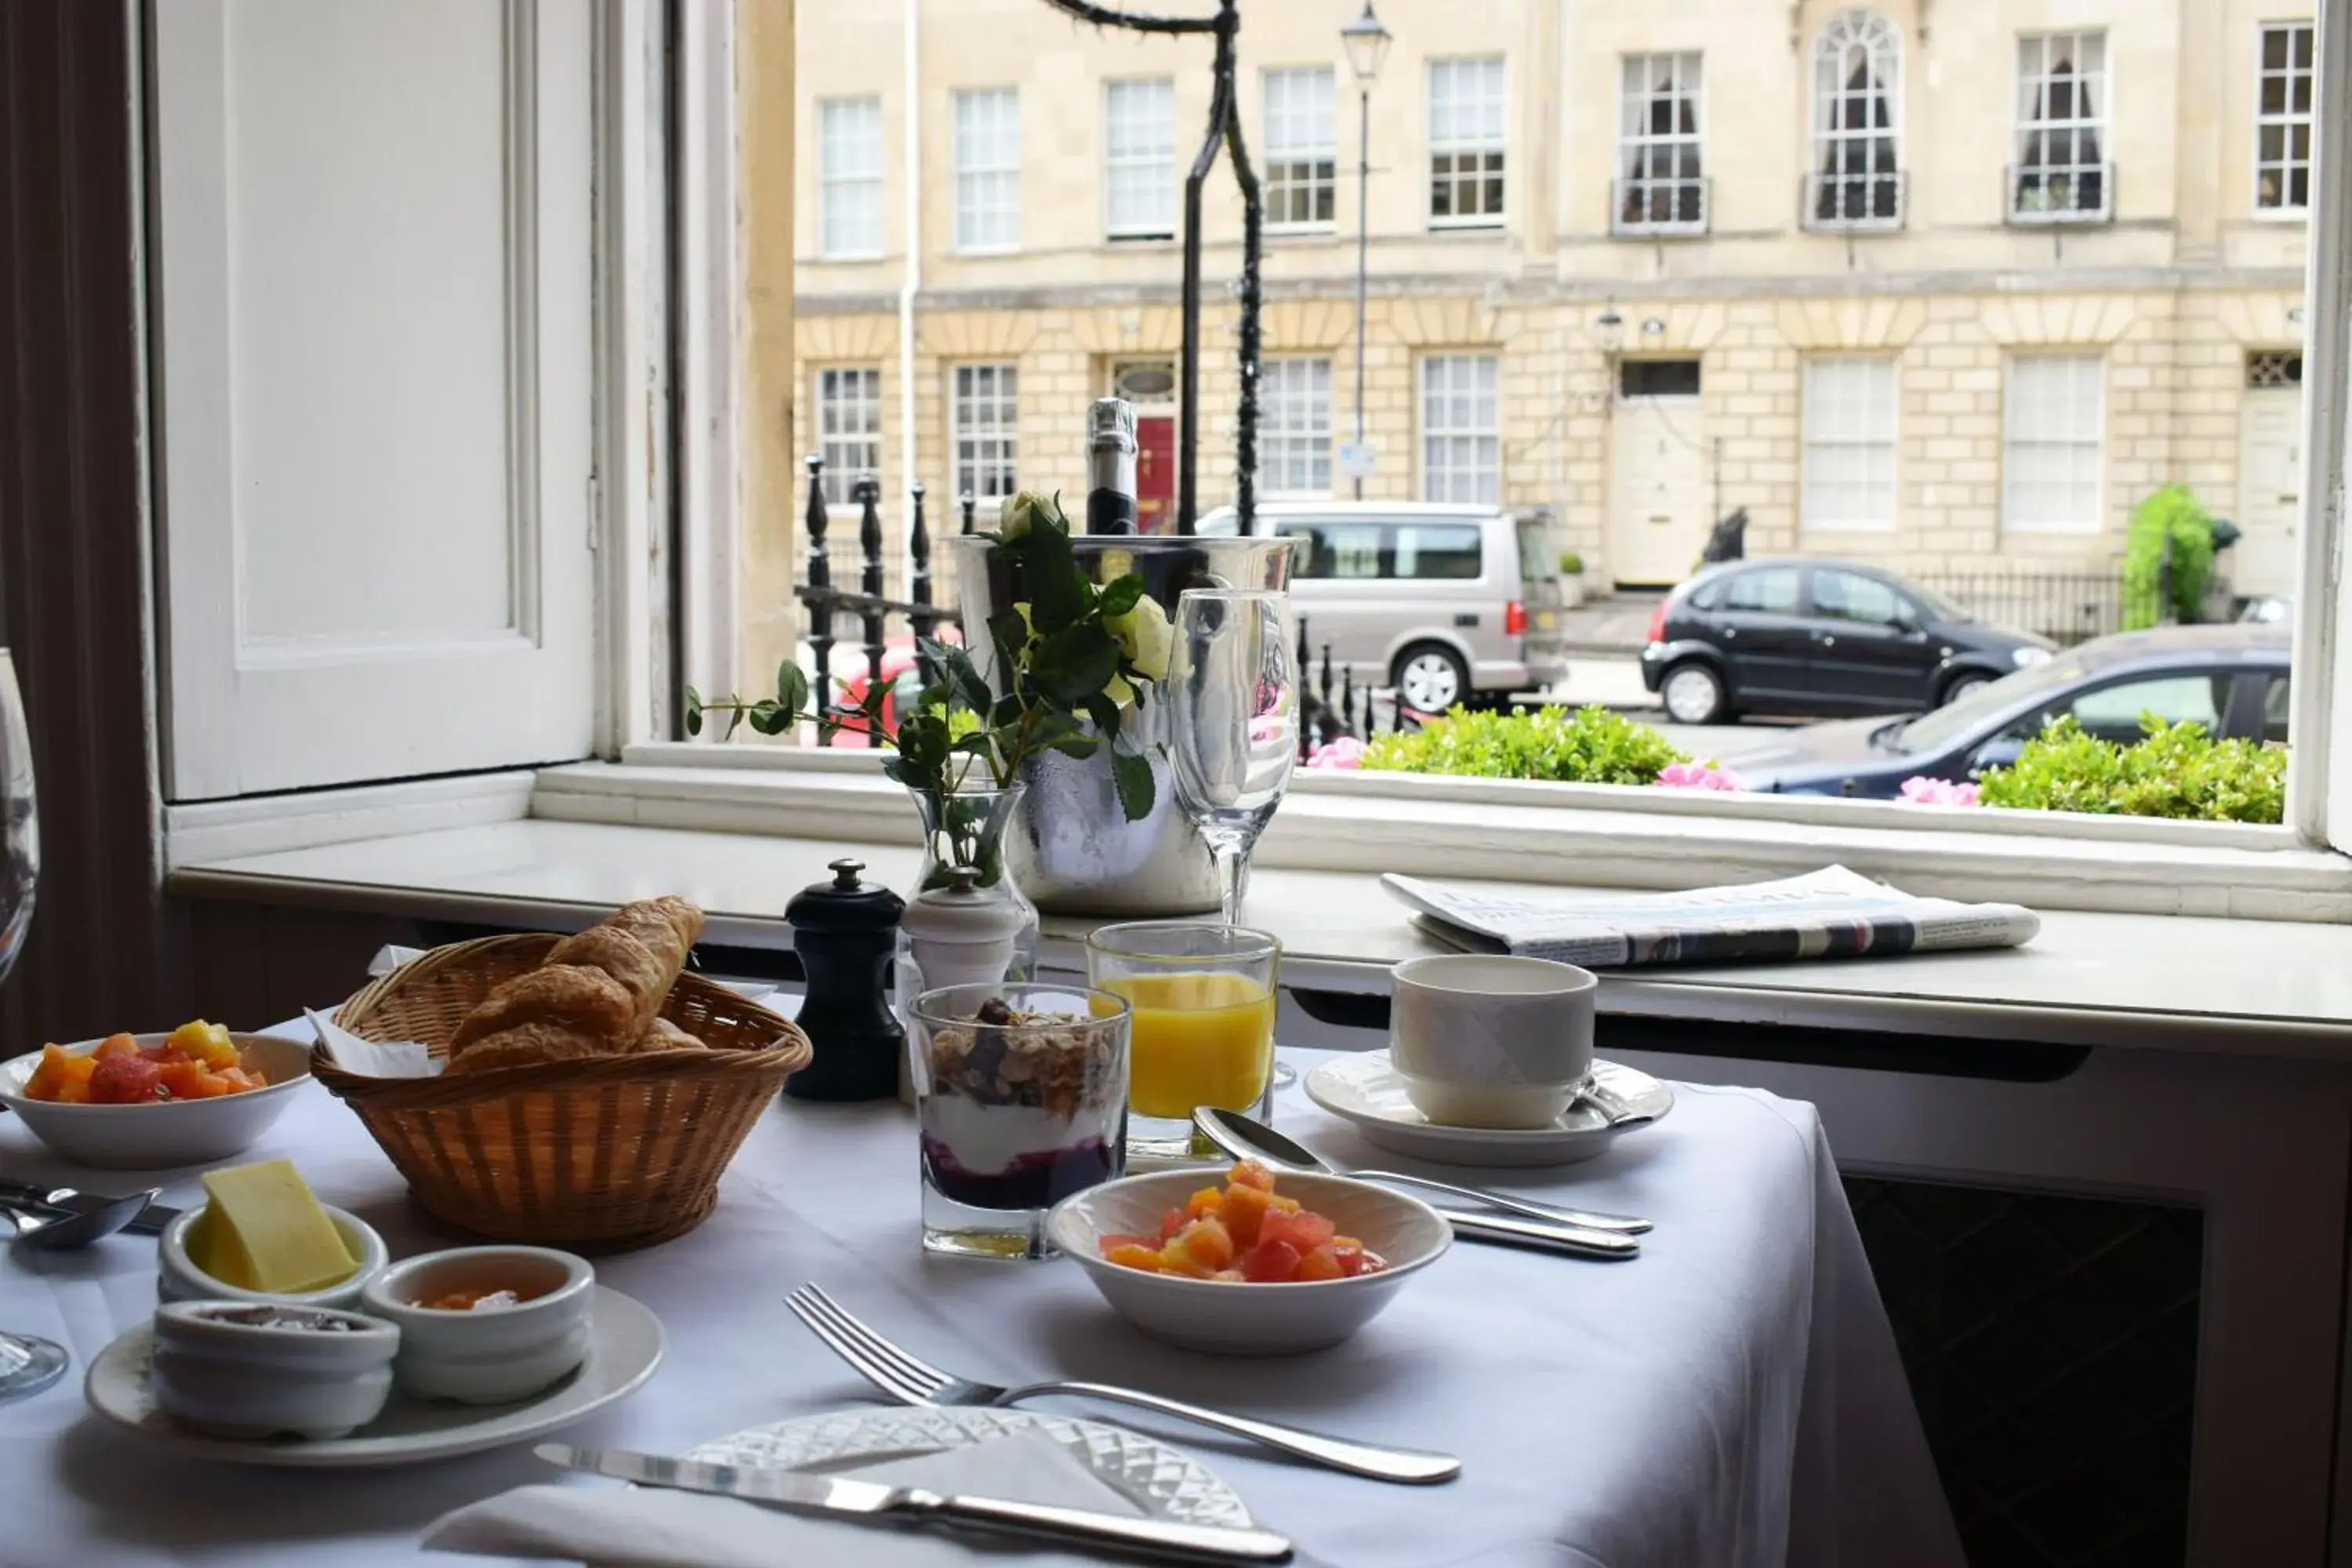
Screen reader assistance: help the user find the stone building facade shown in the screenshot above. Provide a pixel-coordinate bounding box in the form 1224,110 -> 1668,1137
786,0 -> 2315,603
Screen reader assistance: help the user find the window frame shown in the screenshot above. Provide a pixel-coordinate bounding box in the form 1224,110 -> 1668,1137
1614,52 -> 1706,237
1260,357 -> 1334,498
1800,355 -> 1900,532
1418,353 -> 1502,504
1806,10 -> 1904,231
2255,19 -> 2317,217
1102,76 -> 1177,243
2001,354 -> 2107,535
1262,66 -> 1338,235
2010,31 -> 2111,224
812,366 -> 884,508
1426,56 -> 1508,230
949,362 -> 1020,512
612,0 -> 2352,928
952,86 -> 1022,255
815,95 -> 884,260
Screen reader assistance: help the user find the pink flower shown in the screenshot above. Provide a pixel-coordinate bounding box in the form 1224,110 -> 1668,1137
1307,736 -> 1368,770
1897,775 -> 1981,807
1653,760 -> 1746,792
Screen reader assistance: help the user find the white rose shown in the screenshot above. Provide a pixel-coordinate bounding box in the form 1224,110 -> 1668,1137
1105,595 -> 1174,684
1000,492 -> 1046,541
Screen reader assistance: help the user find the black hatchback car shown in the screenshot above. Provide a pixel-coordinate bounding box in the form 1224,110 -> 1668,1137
1726,625 -> 2292,799
1638,559 -> 2056,724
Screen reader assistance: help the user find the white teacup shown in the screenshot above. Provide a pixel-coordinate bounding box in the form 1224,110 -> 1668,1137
1388,954 -> 1598,1129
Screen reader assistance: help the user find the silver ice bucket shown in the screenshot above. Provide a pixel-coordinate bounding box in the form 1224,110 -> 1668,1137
950,532 -> 1294,916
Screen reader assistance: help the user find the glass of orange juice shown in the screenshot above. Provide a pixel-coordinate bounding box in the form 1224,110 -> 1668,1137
1087,921 -> 1279,1162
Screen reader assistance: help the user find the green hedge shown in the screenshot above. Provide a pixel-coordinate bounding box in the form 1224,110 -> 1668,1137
1362,705 -> 1687,785
1976,715 -> 2284,822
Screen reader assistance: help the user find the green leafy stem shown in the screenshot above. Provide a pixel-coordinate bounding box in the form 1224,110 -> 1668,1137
684,492 -> 1164,821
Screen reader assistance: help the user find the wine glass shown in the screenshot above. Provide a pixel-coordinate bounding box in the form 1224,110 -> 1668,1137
1167,590 -> 1298,927
0,651 -> 57,1404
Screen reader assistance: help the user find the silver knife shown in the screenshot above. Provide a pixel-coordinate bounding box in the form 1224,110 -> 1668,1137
1437,1207 -> 1641,1259
537,1443 -> 1294,1564
0,1182 -> 179,1236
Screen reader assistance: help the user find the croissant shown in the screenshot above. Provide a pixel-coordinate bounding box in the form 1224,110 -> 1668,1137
445,896 -> 706,1073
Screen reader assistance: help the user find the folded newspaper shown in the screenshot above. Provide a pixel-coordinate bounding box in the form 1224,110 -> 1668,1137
1382,866 -> 2039,968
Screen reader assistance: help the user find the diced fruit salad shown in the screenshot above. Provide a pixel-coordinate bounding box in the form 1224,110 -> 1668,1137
1098,1160 -> 1388,1283
20,1022 -> 269,1105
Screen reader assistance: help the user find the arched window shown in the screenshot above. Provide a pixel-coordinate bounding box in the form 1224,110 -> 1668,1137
1810,10 -> 1902,227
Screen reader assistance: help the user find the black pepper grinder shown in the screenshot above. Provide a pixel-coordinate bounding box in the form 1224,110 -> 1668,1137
785,857 -> 906,1102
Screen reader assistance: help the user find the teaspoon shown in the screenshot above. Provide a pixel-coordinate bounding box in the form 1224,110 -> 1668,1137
1194,1107 -> 1653,1235
4,1189 -> 158,1250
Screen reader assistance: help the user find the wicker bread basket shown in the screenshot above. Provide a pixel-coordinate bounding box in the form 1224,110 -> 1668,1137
316,934 -> 812,1252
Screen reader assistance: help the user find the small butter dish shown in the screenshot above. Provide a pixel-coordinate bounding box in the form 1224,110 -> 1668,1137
361,1247 -> 594,1406
151,1299 -> 398,1440
158,1203 -> 389,1312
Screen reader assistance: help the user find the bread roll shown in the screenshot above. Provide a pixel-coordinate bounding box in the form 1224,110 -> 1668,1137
443,897 -> 707,1074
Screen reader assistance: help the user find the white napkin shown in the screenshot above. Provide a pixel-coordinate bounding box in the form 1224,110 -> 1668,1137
304,1007 -> 439,1080
422,1428 -> 1146,1567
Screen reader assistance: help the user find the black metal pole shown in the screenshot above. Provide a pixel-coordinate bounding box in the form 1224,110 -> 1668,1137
1225,3 -> 1262,539
909,481 -> 935,688
858,475 -> 887,730
805,456 -> 836,746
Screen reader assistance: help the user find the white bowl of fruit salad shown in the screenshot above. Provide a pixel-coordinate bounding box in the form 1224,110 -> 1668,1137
0,1022 -> 313,1169
1047,1160 -> 1452,1355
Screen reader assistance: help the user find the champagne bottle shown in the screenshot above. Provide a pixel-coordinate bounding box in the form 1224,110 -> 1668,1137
1085,397 -> 1139,535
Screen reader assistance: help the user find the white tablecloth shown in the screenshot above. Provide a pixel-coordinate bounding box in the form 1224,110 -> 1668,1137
0,1036 -> 1961,1568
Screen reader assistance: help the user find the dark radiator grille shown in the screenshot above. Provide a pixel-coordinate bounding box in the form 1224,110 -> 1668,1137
1846,1177 -> 2202,1568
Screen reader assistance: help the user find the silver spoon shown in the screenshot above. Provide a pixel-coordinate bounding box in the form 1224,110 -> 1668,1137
1194,1108 -> 1653,1235
4,1189 -> 158,1250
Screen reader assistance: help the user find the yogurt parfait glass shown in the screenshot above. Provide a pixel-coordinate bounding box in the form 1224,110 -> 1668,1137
910,982 -> 1131,1261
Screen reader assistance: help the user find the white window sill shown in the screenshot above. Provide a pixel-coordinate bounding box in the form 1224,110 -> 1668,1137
530,749 -> 2349,924
159,798 -> 2352,1060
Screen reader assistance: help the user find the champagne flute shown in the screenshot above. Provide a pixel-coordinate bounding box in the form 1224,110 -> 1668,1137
0,652 -> 57,1404
1167,590 -> 1298,927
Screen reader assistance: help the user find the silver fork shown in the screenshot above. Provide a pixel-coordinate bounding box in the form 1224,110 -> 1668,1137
786,1283 -> 1461,1485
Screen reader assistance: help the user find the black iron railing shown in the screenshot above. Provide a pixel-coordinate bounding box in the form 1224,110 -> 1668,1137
1910,561 -> 2234,647
1294,615 -> 1414,758
795,455 -> 964,742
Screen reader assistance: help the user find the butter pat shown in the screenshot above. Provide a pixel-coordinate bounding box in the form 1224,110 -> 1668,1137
198,1160 -> 356,1295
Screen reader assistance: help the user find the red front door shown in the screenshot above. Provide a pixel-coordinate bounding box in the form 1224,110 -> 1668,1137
1136,415 -> 1175,534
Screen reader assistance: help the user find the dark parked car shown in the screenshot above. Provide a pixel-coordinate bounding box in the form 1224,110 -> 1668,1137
1638,559 -> 2056,724
1725,624 -> 2292,799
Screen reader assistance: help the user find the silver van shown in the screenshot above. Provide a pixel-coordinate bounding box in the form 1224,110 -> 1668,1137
1197,501 -> 1567,712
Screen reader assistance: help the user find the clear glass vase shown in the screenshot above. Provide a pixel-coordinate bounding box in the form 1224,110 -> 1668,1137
906,784 -> 1040,985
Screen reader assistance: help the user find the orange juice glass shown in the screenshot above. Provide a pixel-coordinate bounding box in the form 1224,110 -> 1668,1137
1087,922 -> 1279,1160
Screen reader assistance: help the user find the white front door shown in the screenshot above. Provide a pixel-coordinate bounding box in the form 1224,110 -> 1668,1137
1609,391 -> 1710,588
2236,383 -> 2304,598
152,0 -> 598,800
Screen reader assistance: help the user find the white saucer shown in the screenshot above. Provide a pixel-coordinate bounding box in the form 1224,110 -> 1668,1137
1304,1054 -> 1674,1168
85,1284 -> 664,1468
678,1406 -> 1254,1530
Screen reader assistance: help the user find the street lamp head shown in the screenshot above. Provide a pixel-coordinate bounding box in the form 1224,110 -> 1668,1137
1341,2 -> 1392,85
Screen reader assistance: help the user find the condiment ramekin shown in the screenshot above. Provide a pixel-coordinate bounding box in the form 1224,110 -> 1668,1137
360,1246 -> 595,1405
150,1299 -> 399,1440
158,1203 -> 389,1312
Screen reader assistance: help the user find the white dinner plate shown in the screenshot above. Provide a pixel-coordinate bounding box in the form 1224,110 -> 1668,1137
85,1284 -> 664,1468
679,1406 -> 1255,1530
1304,1054 -> 1675,1168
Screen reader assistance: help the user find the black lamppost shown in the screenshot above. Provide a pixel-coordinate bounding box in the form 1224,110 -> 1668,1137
1340,3 -> 1392,500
